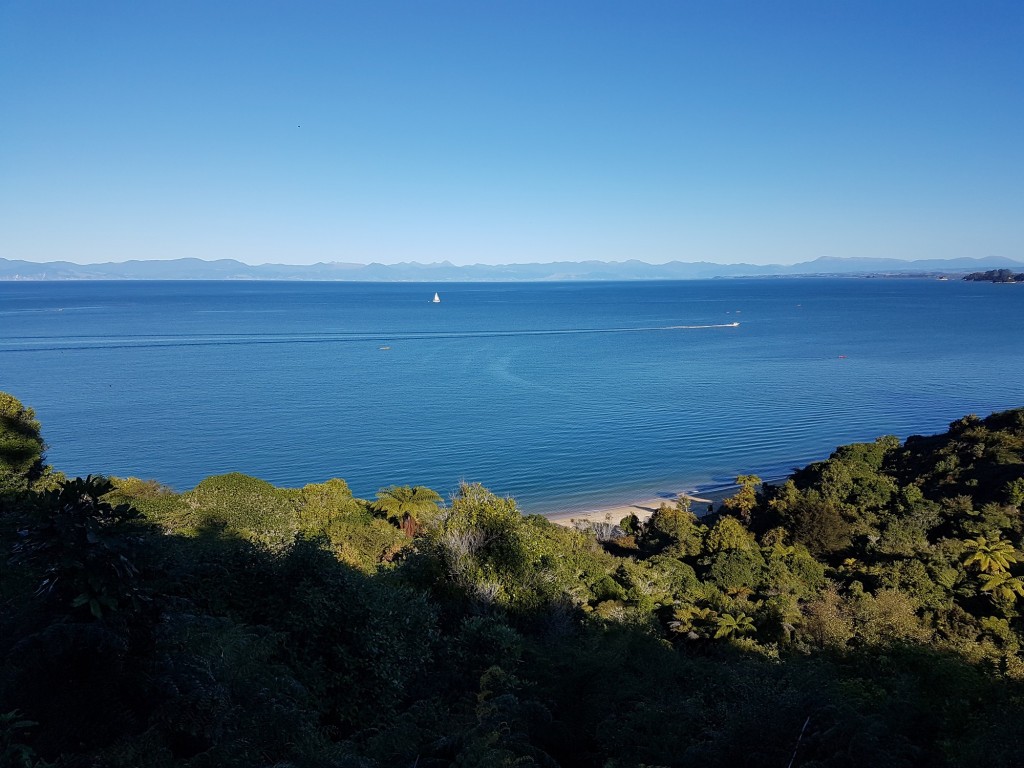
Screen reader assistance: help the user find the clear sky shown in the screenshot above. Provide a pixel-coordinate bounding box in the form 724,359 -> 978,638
1,1 -> 1021,267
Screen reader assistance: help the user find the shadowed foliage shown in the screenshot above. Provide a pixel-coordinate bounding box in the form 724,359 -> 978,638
4,395 -> 1024,767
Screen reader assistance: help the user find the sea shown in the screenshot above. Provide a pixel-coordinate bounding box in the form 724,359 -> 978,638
1,278 -> 1022,516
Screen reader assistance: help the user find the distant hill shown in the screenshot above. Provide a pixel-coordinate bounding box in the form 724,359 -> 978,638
1,255 -> 1022,281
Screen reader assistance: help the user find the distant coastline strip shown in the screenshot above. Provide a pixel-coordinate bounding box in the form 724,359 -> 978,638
0,323 -> 740,353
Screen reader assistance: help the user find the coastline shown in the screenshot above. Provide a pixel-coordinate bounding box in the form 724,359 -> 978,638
538,472 -> 797,529
544,491 -> 717,529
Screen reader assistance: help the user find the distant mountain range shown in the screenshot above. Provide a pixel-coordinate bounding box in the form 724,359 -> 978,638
1,255 -> 1022,281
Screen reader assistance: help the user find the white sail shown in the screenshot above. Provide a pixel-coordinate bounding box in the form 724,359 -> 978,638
433,292 -> 440,303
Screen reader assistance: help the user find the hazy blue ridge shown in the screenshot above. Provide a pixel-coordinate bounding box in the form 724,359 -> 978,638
2,255 -> 1022,281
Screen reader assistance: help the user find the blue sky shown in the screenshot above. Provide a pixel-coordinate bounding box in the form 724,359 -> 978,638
1,1 -> 1021,266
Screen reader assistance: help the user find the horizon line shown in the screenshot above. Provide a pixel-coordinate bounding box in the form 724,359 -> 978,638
3,254 -> 1018,269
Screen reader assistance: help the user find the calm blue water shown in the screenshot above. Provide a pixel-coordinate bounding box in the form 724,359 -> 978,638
1,279 -> 1022,515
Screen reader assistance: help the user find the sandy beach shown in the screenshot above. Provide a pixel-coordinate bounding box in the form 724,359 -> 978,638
546,493 -> 714,529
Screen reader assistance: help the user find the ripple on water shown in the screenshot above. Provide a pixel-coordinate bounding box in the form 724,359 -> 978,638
1,279 -> 1021,515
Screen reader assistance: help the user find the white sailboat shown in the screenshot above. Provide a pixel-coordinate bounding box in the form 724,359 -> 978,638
432,292 -> 440,303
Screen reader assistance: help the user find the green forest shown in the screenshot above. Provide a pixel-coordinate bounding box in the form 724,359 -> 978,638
963,269 -> 1024,283
3,391 -> 1024,767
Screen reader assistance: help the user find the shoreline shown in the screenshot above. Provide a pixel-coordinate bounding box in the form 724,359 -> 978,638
538,472 -> 796,529
544,491 -> 718,529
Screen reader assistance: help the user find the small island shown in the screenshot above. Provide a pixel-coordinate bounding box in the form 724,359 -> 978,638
964,268 -> 1024,283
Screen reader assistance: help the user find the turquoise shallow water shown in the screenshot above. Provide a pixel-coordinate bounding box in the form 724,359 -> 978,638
1,278 -> 1022,515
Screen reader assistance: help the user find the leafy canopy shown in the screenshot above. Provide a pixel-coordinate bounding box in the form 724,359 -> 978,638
0,393 -> 48,494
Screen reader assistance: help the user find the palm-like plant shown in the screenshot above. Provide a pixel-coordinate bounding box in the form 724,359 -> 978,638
373,485 -> 443,532
714,612 -> 756,639
668,605 -> 719,638
980,571 -> 1024,601
962,536 -> 1019,573
726,585 -> 755,601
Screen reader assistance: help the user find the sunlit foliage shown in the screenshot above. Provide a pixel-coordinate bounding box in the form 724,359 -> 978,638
4,395 -> 1024,767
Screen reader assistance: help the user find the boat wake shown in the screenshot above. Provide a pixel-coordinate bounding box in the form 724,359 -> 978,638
1,322 -> 739,353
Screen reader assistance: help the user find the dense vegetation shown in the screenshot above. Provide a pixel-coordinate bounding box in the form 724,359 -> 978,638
3,393 -> 1024,767
963,269 -> 1024,283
